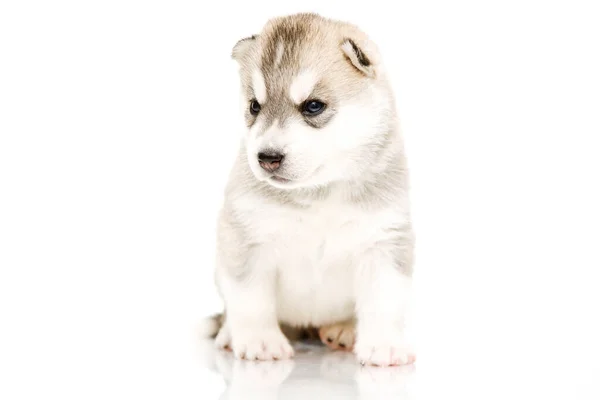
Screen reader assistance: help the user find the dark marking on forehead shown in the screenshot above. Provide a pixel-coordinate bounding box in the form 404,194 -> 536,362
258,95 -> 298,131
244,92 -> 298,132
241,14 -> 347,132
261,17 -> 311,74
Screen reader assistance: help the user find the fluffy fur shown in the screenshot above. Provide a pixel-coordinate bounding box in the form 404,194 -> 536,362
210,13 -> 415,366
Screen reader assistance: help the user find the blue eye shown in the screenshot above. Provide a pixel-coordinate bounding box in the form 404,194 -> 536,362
249,99 -> 261,115
302,100 -> 326,116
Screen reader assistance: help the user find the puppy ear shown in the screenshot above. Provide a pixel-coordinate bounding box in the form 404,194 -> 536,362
341,38 -> 375,77
232,35 -> 258,62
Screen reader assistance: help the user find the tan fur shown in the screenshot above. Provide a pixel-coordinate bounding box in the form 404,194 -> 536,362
232,13 -> 384,129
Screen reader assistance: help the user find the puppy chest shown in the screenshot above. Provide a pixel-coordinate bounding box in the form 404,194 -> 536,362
268,208 -> 374,325
275,258 -> 356,326
273,209 -> 372,264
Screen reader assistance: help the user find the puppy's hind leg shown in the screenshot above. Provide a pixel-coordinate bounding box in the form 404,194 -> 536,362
319,320 -> 356,351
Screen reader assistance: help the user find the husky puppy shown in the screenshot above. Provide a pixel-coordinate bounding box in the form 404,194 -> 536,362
210,13 -> 415,366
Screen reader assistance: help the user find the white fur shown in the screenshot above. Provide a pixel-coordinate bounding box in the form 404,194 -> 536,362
289,70 -> 318,104
216,187 -> 413,363
245,86 -> 389,190
237,193 -> 406,326
252,69 -> 267,104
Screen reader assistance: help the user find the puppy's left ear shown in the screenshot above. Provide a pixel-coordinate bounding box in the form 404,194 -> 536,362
341,38 -> 376,78
232,35 -> 258,62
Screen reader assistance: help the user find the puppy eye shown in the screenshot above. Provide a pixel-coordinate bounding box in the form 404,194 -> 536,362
302,100 -> 326,116
249,99 -> 261,115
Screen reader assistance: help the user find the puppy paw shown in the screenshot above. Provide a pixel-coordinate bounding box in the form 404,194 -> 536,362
319,321 -> 356,351
232,329 -> 294,361
354,329 -> 415,366
355,341 -> 415,366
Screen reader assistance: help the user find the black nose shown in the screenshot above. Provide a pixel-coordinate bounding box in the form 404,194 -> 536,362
258,152 -> 284,172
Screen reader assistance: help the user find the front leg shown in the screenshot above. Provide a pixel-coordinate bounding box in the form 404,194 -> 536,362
354,246 -> 415,366
216,251 -> 293,361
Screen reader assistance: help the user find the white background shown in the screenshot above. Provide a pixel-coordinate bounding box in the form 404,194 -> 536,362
1,0 -> 599,399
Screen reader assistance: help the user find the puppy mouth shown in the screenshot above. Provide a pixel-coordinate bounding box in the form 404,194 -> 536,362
270,175 -> 292,184
266,164 -> 324,187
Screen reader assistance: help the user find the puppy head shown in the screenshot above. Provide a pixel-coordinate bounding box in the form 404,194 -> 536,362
232,13 -> 393,190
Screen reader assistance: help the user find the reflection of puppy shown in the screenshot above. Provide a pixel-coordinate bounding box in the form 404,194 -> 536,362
207,13 -> 415,366
203,342 -> 415,400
